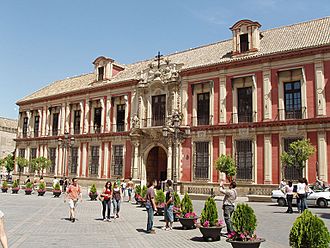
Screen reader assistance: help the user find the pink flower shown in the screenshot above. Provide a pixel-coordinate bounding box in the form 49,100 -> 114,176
217,219 -> 225,226
240,233 -> 245,239
203,220 -> 210,227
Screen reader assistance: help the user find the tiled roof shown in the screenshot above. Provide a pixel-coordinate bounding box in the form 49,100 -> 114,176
0,117 -> 18,130
18,17 -> 330,104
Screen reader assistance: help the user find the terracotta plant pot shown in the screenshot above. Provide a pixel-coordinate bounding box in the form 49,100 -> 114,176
179,217 -> 198,229
199,226 -> 224,241
226,238 -> 266,248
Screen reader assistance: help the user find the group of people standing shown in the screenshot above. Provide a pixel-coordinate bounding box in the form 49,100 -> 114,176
99,181 -> 122,221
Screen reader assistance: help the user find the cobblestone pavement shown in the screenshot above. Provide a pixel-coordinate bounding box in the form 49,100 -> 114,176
1,190 -> 329,248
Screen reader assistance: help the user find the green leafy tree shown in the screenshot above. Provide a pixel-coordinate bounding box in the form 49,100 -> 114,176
31,157 -> 52,176
181,193 -> 194,216
3,154 -> 14,177
231,203 -> 257,241
215,154 -> 236,182
16,156 -> 29,184
290,210 -> 330,248
155,189 -> 165,205
281,139 -> 316,178
200,197 -> 218,226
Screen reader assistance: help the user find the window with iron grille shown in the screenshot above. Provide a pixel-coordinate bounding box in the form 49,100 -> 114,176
240,33 -> 249,53
71,147 -> 78,175
90,146 -> 99,176
98,66 -> 104,81
94,108 -> 102,133
74,110 -> 81,134
238,87 -> 253,122
152,94 -> 166,126
52,113 -> 59,136
236,140 -> 253,180
49,148 -> 56,174
23,117 -> 28,138
113,145 -> 124,177
116,104 -> 125,132
19,148 -> 25,158
29,148 -> 37,173
283,138 -> 303,180
197,92 -> 210,125
194,142 -> 209,180
284,81 -> 302,119
34,116 -> 40,137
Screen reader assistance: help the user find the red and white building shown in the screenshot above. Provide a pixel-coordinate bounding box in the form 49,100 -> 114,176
15,18 -> 330,191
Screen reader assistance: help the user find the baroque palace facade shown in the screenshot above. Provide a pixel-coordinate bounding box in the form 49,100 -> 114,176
15,18 -> 330,190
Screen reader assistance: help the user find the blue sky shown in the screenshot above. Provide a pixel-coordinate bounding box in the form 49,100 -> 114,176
0,0 -> 329,119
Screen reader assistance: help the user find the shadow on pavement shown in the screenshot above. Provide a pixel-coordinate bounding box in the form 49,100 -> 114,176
61,217 -> 79,222
318,213 -> 330,219
190,237 -> 205,242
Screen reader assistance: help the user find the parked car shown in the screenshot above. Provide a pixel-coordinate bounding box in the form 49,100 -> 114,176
271,185 -> 330,208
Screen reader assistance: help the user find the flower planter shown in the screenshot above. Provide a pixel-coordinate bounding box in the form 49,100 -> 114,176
199,226 -> 224,241
179,217 -> 198,229
38,190 -> 46,196
12,188 -> 19,194
173,211 -> 180,222
89,193 -> 98,201
25,189 -> 33,195
156,207 -> 164,216
53,190 -> 61,197
140,199 -> 146,207
226,238 -> 266,248
1,188 -> 8,193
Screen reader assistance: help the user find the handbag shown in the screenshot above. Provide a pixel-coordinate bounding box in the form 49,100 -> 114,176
98,195 -> 104,202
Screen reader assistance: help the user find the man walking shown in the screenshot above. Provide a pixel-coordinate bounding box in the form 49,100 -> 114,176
127,177 -> 134,202
64,178 -> 82,223
219,180 -> 237,234
145,180 -> 157,234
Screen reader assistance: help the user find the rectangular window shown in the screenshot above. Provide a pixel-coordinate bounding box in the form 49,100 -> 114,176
113,145 -> 124,176
236,140 -> 253,180
116,104 -> 125,132
197,92 -> 210,125
240,33 -> 249,53
23,117 -> 28,138
237,87 -> 253,122
284,81 -> 302,119
49,148 -> 56,174
90,146 -> 99,176
74,110 -> 81,134
152,94 -> 166,126
34,115 -> 40,137
94,108 -> 102,133
29,148 -> 37,173
98,67 -> 104,81
194,142 -> 209,180
52,113 -> 59,136
283,138 -> 303,180
71,147 -> 78,175
19,148 -> 25,158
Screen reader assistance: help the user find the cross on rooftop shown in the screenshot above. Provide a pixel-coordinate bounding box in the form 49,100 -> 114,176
154,51 -> 163,69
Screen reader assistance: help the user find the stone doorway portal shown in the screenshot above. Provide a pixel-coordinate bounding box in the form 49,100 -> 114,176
146,146 -> 167,185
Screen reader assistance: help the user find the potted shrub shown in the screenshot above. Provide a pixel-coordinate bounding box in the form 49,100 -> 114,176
134,185 -> 141,203
89,184 -> 98,200
11,180 -> 19,194
1,181 -> 8,193
199,197 -> 225,241
179,193 -> 197,229
215,154 -> 237,182
38,181 -> 46,196
25,182 -> 33,195
226,203 -> 265,248
155,189 -> 166,216
140,185 -> 147,207
289,209 -> 330,248
173,191 -> 181,221
53,182 -> 61,197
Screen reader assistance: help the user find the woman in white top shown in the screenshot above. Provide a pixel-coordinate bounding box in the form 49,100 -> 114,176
283,181 -> 294,213
297,178 -> 308,213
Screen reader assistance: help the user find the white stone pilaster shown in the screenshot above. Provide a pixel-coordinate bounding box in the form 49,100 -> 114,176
100,98 -> 105,133
60,104 -> 65,135
106,98 -> 111,132
84,101 -> 90,134
65,104 -> 70,133
318,132 -> 328,181
315,59 -> 326,116
79,101 -> 84,134
264,135 -> 272,183
263,68 -> 272,120
219,137 -> 227,180
167,143 -> 172,180
219,71 -> 227,123
81,143 -> 87,177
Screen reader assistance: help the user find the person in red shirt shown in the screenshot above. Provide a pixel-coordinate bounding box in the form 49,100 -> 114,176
101,181 -> 112,221
64,178 -> 82,223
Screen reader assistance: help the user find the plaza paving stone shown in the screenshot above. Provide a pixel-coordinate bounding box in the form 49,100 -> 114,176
1,189 -> 329,248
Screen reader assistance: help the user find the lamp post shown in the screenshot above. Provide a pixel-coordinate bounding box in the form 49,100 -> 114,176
58,131 -> 75,177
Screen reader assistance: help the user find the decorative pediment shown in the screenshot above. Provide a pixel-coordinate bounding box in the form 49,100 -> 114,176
137,57 -> 183,88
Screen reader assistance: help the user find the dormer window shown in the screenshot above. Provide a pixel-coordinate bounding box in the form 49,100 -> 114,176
98,66 -> 104,81
230,19 -> 261,55
240,33 -> 249,53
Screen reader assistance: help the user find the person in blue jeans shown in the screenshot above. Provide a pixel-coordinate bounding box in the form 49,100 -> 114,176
146,180 -> 157,234
162,180 -> 174,231
112,182 -> 122,219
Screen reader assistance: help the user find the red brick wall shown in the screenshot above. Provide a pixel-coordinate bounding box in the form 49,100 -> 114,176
226,76 -> 233,123
304,63 -> 316,118
257,134 -> 264,184
181,138 -> 192,182
307,132 -> 318,183
85,143 -> 89,177
213,78 -> 220,124
324,61 -> 330,117
271,69 -> 279,120
125,140 -> 132,179
100,142 -> 105,178
107,142 -> 111,178
256,71 -> 263,122
272,134 -> 279,183
212,136 -> 219,182
226,136 -> 233,155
